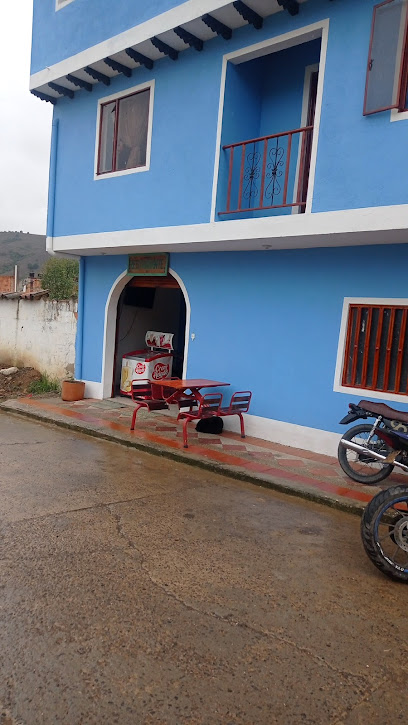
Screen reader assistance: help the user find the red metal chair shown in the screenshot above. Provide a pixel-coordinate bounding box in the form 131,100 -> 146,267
131,379 -> 152,400
219,391 -> 252,438
130,379 -> 169,430
177,392 -> 223,448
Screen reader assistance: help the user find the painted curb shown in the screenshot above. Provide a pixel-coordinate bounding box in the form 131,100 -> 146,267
0,402 -> 365,517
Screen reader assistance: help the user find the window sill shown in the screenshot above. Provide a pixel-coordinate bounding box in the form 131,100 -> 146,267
390,108 -> 408,122
94,164 -> 149,181
333,383 -> 408,406
56,0 -> 75,10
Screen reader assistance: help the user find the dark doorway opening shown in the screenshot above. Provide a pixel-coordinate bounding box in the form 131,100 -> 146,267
112,273 -> 186,396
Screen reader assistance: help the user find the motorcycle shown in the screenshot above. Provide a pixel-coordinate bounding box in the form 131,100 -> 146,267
361,485 -> 408,582
338,400 -> 408,581
338,399 -> 408,485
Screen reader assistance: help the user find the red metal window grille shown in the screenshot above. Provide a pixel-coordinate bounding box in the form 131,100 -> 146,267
219,125 -> 313,216
342,304 -> 408,394
364,0 -> 408,115
97,88 -> 150,175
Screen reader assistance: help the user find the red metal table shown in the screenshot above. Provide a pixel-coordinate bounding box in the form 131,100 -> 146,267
159,378 -> 230,405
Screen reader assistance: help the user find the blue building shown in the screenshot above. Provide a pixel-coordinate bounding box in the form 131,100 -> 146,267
31,0 -> 408,455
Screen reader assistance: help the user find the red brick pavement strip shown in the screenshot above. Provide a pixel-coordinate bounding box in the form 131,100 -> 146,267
0,397 -> 381,514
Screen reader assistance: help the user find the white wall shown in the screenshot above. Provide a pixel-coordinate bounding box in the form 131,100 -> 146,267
0,298 -> 77,379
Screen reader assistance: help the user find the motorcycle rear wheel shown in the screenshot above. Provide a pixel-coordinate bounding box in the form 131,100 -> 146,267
361,486 -> 408,582
338,424 -> 393,484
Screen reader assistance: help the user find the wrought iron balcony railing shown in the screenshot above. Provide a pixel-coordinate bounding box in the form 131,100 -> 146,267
219,125 -> 314,216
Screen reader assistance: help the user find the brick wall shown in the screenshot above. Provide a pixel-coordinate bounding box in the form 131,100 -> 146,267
22,277 -> 43,294
0,276 -> 15,293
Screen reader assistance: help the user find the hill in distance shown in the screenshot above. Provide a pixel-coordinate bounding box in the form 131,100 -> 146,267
0,231 -> 48,280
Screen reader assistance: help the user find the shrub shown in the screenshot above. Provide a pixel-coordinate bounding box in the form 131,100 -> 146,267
41,258 -> 79,300
28,374 -> 60,395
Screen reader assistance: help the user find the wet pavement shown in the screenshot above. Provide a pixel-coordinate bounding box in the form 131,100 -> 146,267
0,411 -> 407,724
3,396 -> 403,513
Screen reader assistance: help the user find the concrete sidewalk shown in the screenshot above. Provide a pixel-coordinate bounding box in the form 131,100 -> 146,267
3,395 -> 406,514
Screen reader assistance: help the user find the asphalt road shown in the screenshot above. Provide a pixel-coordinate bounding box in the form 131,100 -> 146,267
0,411 -> 407,725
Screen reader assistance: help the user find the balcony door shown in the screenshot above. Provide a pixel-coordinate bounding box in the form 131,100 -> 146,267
298,68 -> 319,211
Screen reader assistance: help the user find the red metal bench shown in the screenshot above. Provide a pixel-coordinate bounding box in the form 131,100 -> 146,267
130,379 -> 169,430
177,392 -> 223,448
218,391 -> 252,438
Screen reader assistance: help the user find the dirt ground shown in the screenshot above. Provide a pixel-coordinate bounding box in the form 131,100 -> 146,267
0,363 -> 41,399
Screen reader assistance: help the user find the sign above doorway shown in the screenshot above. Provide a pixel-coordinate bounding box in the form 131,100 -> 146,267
128,253 -> 169,277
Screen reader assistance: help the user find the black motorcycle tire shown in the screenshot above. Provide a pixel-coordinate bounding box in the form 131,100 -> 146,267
361,486 -> 408,582
338,424 -> 393,485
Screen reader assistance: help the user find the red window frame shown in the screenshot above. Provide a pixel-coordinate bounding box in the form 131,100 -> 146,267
342,303 -> 408,394
96,87 -> 150,176
364,0 -> 408,115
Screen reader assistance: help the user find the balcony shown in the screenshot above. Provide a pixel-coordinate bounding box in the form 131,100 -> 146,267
214,34 -> 321,221
219,124 -> 314,218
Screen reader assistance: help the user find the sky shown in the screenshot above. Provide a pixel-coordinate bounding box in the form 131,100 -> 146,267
0,1 -> 52,235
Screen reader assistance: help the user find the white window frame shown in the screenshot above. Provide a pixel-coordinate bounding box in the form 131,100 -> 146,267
94,80 -> 155,181
334,297 -> 408,404
209,19 -> 329,221
390,0 -> 408,120
291,62 -> 320,214
56,0 -> 76,10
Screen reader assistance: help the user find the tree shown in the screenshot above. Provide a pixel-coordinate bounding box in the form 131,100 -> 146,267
41,257 -> 79,299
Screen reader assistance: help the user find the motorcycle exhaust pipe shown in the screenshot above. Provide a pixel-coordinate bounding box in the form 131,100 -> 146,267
340,439 -> 408,473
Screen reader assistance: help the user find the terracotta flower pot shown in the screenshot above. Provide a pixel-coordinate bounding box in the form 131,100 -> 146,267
61,380 -> 85,402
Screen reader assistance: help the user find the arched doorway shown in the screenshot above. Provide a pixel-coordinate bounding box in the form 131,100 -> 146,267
101,268 -> 190,398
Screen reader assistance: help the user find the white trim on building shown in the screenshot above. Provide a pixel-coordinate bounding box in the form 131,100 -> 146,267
49,203 -> 408,256
99,267 -> 191,399
391,107 -> 408,122
56,0 -> 75,10
31,0 -> 296,90
83,380 -> 104,398
101,270 -> 128,398
223,412 -> 341,457
166,268 -> 191,381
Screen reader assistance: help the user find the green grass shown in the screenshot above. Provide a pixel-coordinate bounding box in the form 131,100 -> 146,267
28,374 -> 60,395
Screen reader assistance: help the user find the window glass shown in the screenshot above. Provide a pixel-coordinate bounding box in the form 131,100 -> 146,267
364,0 -> 408,114
99,101 -> 116,173
115,90 -> 150,171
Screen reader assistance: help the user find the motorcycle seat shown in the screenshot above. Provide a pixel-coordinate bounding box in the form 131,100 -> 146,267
359,399 -> 408,424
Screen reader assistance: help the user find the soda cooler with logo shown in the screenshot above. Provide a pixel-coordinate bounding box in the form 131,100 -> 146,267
120,331 -> 174,396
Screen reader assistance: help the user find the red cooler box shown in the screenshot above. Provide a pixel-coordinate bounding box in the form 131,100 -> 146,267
120,331 -> 174,396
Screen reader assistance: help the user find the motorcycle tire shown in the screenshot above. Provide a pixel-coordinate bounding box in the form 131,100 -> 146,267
338,423 -> 393,485
361,486 -> 408,582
